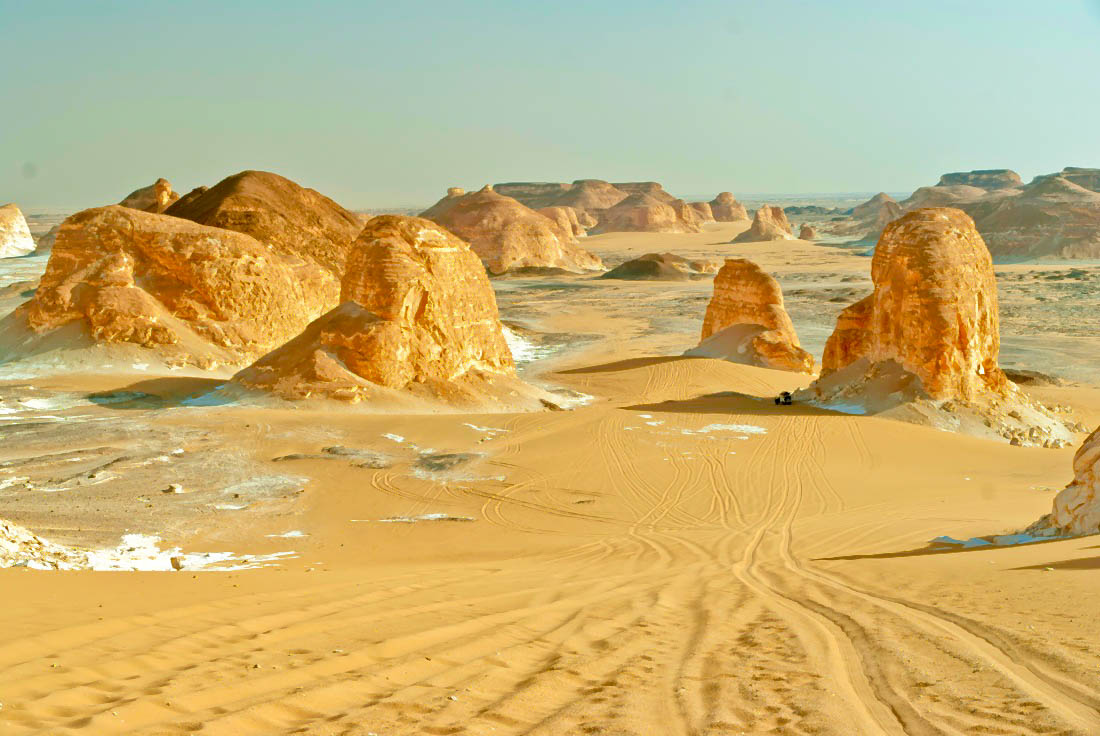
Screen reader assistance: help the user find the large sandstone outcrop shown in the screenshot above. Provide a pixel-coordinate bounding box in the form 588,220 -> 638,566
686,258 -> 813,373
611,181 -> 678,204
818,208 -> 1005,400
18,206 -> 336,368
164,170 -> 364,277
420,186 -> 603,274
0,204 -> 35,258
600,252 -> 717,281
709,192 -> 749,222
689,202 -> 716,222
233,216 -> 538,408
594,193 -> 701,234
537,206 -> 587,237
731,205 -> 794,243
1030,427 -> 1100,536
494,180 -> 628,215
119,178 -> 180,213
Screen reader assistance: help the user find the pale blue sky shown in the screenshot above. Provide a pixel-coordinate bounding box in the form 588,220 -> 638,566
3,0 -> 1099,209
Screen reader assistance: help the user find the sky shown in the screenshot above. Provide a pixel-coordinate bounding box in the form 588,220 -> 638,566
3,0 -> 1100,210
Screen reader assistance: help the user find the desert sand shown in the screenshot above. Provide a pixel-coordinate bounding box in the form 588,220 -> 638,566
2,220 -> 1100,735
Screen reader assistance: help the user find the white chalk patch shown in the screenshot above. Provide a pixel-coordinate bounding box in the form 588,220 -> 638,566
132,363 -> 149,371
382,433 -> 406,443
502,326 -> 538,364
265,530 -> 308,538
357,513 -> 476,523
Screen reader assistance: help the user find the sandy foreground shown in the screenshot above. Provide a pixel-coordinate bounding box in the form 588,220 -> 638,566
2,223 -> 1100,735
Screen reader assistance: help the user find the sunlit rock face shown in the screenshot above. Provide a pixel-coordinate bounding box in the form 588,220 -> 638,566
537,206 -> 587,237
799,224 -> 817,240
420,186 -> 603,274
164,170 -> 364,278
593,193 -> 701,234
232,216 -> 528,405
709,192 -> 749,222
731,205 -> 794,243
690,258 -> 813,373
820,207 -> 1006,401
1040,428 -> 1100,535
118,178 -> 180,213
689,201 -> 715,222
610,181 -> 678,204
20,205 -> 336,367
0,204 -> 35,258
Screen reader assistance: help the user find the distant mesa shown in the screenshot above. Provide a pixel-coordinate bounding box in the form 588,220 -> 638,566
165,170 -> 364,278
420,185 -> 603,274
937,169 -> 1022,190
807,207 -> 1071,444
1059,166 -> 1100,193
232,215 -> 545,409
118,177 -> 180,214
709,192 -> 749,222
689,201 -> 716,222
493,180 -> 627,216
14,206 -> 336,369
1028,426 -> 1100,537
610,181 -> 678,204
798,224 -> 817,240
0,203 -> 36,258
600,252 -> 718,281
686,258 -> 813,373
730,205 -> 794,243
592,192 -> 702,234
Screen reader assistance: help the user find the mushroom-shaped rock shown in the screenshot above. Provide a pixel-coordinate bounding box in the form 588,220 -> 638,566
731,205 -> 794,243
164,170 -> 364,278
593,193 -> 701,234
18,206 -> 337,368
799,224 -> 817,241
600,252 -> 717,281
232,216 -> 542,408
0,204 -> 35,258
685,258 -> 813,373
118,178 -> 180,213
689,202 -> 716,222
420,186 -> 603,274
709,192 -> 749,222
818,208 -> 1005,401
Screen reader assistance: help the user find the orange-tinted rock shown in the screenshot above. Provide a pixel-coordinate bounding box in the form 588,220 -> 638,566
819,208 -> 1005,401
689,202 -> 716,222
19,206 -> 336,367
709,192 -> 749,222
611,181 -> 678,204
593,193 -> 701,234
118,178 -> 180,213
420,186 -> 603,274
164,170 -> 364,277
0,203 -> 35,258
731,205 -> 794,242
494,180 -> 628,215
600,252 -> 717,281
232,216 -> 536,407
671,199 -> 701,230
799,224 -> 817,240
689,258 -> 813,373
537,206 -> 587,237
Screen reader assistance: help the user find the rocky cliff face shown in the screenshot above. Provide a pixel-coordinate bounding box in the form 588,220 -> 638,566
118,178 -> 180,213
709,192 -> 749,222
537,206 -> 587,237
19,206 -> 337,368
731,205 -> 794,243
232,216 -> 540,408
689,202 -> 716,222
164,170 -> 364,278
420,186 -> 603,274
689,258 -> 813,373
0,204 -> 36,258
1030,427 -> 1100,536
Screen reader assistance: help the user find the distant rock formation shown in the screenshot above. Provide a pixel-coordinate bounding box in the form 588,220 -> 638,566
799,224 -> 817,240
730,205 -> 794,243
1029,427 -> 1100,537
233,216 -> 540,408
593,192 -> 702,234
420,186 -> 603,274
34,225 -> 60,254
0,204 -> 35,258
610,181 -> 678,204
937,169 -> 1022,190
118,178 -> 180,213
1059,167 -> 1100,193
164,170 -> 364,277
845,192 -> 902,240
709,192 -> 749,222
19,206 -> 336,368
689,202 -> 716,222
493,180 -> 628,216
672,199 -> 701,230
900,184 -> 988,211
600,252 -> 717,281
537,205 -> 587,237
687,258 -> 813,373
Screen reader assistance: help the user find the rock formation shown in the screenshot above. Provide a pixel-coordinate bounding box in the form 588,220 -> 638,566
0,204 -> 35,258
709,192 -> 749,222
611,182 -> 678,204
799,224 -> 817,240
818,208 -> 1004,400
594,193 -> 702,234
537,206 -> 587,237
689,202 -> 716,222
937,169 -> 1022,190
600,252 -> 717,281
492,182 -> 574,209
164,170 -> 364,277
420,186 -> 603,274
34,225 -> 61,254
686,258 -> 813,373
232,215 -> 539,408
1059,167 -> 1100,193
19,206 -> 336,368
1029,427 -> 1100,536
731,205 -> 794,243
118,178 -> 180,213
493,180 -> 628,216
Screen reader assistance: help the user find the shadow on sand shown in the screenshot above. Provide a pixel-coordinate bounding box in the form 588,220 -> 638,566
556,356 -> 697,375
817,539 -> 1099,565
87,377 -> 226,410
625,391 -> 844,418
